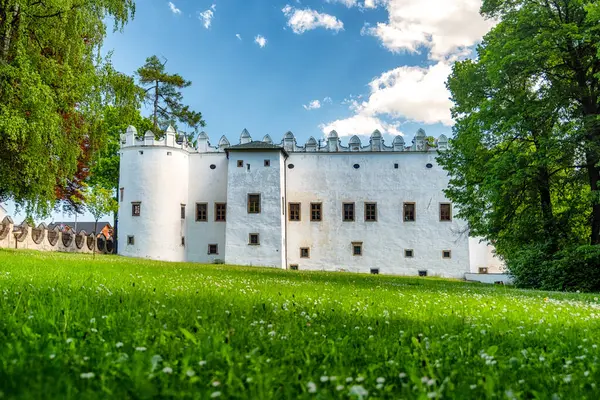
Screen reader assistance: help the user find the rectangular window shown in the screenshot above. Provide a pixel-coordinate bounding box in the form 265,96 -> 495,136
289,203 -> 301,221
290,264 -> 299,271
419,270 -> 428,277
208,244 -> 218,255
249,233 -> 260,245
405,249 -> 414,258
370,268 -> 379,275
365,202 -> 377,222
127,235 -> 134,245
237,160 -> 244,167
310,203 -> 322,221
181,204 -> 186,219
394,163 -> 399,169
300,247 -> 310,258
215,203 -> 227,221
167,151 -> 172,156
352,242 -> 363,256
403,202 -> 416,222
264,159 -> 270,167
120,188 -> 124,202
442,250 -> 452,259
343,203 -> 355,222
132,202 -> 141,217
248,194 -> 261,214
181,236 -> 185,246
196,203 -> 208,221
440,203 -> 452,221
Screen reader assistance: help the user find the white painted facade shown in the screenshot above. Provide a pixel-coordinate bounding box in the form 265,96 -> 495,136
118,126 -> 505,278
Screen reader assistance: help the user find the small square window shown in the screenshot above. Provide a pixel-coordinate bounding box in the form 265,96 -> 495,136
365,202 -> 377,222
196,203 -> 208,221
394,163 -> 399,169
442,250 -> 451,259
352,242 -> 362,256
237,160 -> 244,167
132,202 -> 141,217
403,203 -> 415,222
418,270 -> 428,277
167,151 -> 172,156
440,203 -> 452,221
310,203 -> 322,221
181,236 -> 185,246
264,159 -> 271,167
127,236 -> 134,245
290,264 -> 299,271
248,194 -> 261,214
300,247 -> 310,258
405,249 -> 414,258
249,233 -> 260,245
208,244 -> 218,255
181,204 -> 186,219
119,188 -> 124,202
370,268 -> 379,275
289,203 -> 301,221
343,203 -> 355,222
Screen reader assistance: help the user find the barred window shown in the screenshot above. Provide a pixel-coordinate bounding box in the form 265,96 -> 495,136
310,203 -> 322,221
352,242 -> 362,256
248,194 -> 261,214
132,202 -> 141,217
215,203 -> 227,221
440,203 -> 452,221
404,203 -> 415,222
365,202 -> 377,221
208,244 -> 218,254
289,203 -> 301,221
300,248 -> 310,258
249,233 -> 260,245
343,203 -> 355,222
196,203 -> 208,221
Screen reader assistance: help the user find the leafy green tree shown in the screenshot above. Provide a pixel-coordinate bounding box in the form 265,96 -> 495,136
476,0 -> 600,245
85,186 -> 118,257
136,55 -> 205,133
0,0 -> 135,216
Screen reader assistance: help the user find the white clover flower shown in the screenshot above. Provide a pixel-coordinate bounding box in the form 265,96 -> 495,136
268,331 -> 276,337
399,372 -> 407,379
66,338 -> 74,344
376,384 -> 383,389
49,354 -> 55,359
90,318 -> 96,324
376,377 -> 385,384
356,376 -> 365,382
346,377 -> 353,383
80,372 -> 95,379
349,385 -> 368,399
162,367 -> 173,374
470,384 -> 477,389
320,376 -> 329,382
211,392 -> 221,398
186,369 -> 195,377
199,360 -> 207,366
212,381 -> 220,387
135,347 -> 147,352
336,385 -> 344,391
307,381 -> 317,393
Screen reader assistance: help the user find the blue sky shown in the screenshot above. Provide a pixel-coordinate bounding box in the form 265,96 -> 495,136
5,0 -> 494,222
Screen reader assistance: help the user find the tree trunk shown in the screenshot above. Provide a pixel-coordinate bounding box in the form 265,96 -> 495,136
153,80 -> 159,129
1,3 -> 20,61
93,219 -> 98,259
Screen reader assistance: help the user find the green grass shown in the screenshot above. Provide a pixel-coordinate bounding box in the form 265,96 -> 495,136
1,250 -> 600,399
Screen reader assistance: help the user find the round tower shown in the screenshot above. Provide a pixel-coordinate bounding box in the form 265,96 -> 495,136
118,125 -> 189,262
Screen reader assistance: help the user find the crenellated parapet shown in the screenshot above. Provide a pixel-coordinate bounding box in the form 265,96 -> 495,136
120,125 -> 450,154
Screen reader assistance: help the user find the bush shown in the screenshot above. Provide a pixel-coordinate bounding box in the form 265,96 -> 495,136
507,244 -> 600,292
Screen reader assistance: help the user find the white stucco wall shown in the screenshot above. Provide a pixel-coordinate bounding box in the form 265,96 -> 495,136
186,153 -> 228,263
468,237 -> 505,273
118,145 -> 189,262
224,151 -> 285,267
284,152 -> 469,278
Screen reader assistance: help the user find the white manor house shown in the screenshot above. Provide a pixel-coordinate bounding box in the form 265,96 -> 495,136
118,126 -> 503,279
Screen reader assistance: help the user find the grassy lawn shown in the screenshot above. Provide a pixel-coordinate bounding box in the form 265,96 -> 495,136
1,250 -> 599,399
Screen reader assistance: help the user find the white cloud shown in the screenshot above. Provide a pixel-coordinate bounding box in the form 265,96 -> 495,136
362,0 -> 495,60
236,33 -> 242,40
198,4 -> 216,29
282,5 -> 344,34
303,100 -> 322,110
323,97 -> 333,104
254,35 -> 267,48
320,62 -> 453,136
320,115 -> 402,136
326,0 -> 360,7
168,2 -> 181,14
326,0 -> 383,8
